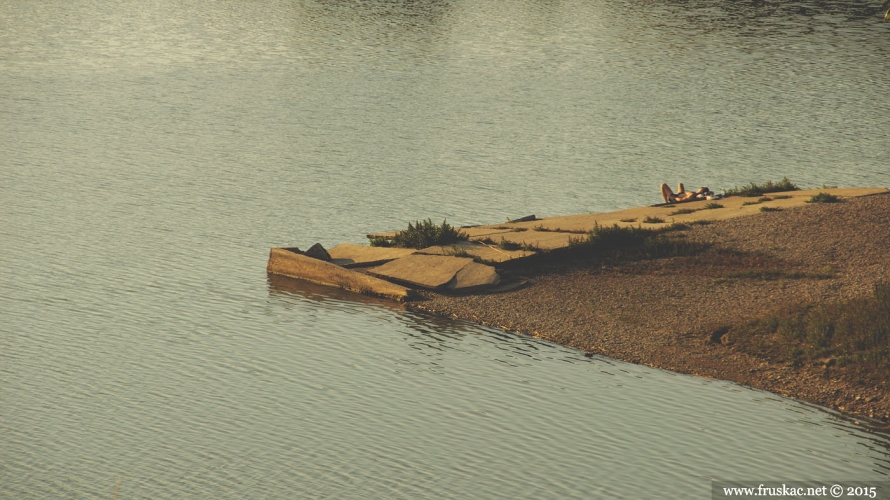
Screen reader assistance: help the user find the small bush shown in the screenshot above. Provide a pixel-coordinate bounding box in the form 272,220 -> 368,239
369,236 -> 393,247
773,195 -> 792,200
807,192 -> 841,204
725,177 -> 799,197
620,218 -> 637,223
371,218 -> 469,249
643,216 -> 664,224
704,202 -> 724,209
760,206 -> 782,212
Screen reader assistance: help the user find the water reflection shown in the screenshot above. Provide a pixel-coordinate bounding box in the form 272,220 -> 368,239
268,270 -> 890,443
267,272 -> 408,311
268,271 -> 617,372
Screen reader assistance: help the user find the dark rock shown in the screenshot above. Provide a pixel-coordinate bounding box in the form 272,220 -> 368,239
305,243 -> 331,261
708,326 -> 730,344
509,214 -> 537,223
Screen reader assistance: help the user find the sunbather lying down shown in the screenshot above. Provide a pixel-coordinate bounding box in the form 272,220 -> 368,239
660,183 -> 712,203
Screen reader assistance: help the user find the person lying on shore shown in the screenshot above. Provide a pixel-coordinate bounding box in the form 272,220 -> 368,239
660,183 -> 711,203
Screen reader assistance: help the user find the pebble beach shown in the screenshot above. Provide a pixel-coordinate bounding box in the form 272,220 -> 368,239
414,193 -> 890,422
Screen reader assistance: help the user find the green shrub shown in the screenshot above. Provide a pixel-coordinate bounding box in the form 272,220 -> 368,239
725,177 -> 799,197
371,218 -> 468,249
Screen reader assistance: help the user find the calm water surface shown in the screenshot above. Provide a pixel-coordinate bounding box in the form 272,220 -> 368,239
2,0 -> 889,498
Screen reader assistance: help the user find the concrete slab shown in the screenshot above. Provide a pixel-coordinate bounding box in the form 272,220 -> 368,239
415,240 -> 535,263
266,248 -> 416,301
476,188 -> 890,236
327,243 -> 417,267
368,254 -> 474,289
270,187 -> 887,300
449,261 -> 500,291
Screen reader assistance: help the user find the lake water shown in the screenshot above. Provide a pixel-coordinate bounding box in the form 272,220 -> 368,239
2,0 -> 889,497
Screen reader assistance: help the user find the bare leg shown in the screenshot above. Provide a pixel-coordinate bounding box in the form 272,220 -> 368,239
678,183 -> 685,194
660,183 -> 674,203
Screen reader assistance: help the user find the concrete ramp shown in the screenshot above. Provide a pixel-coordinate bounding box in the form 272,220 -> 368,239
369,254 -> 474,289
267,248 -> 416,301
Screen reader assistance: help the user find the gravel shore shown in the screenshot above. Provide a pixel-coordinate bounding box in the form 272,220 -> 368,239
413,193 -> 890,423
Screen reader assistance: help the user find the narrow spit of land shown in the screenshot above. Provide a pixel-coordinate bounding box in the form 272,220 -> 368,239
412,194 -> 890,422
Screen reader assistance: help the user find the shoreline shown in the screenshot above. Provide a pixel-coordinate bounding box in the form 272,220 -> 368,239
408,193 -> 890,423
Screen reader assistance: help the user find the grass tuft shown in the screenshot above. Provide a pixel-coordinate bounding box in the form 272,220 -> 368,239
807,192 -> 841,204
704,202 -> 724,209
445,247 -> 473,258
669,208 -> 698,216
760,206 -> 782,212
642,216 -> 664,224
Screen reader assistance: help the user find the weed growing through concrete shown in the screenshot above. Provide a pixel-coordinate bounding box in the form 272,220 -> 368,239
445,247 -> 473,259
807,192 -> 841,204
704,202 -> 724,209
743,197 -> 773,206
642,216 -> 664,224
760,206 -> 782,212
669,208 -> 698,216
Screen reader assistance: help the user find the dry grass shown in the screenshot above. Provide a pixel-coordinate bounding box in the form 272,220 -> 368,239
730,282 -> 890,386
